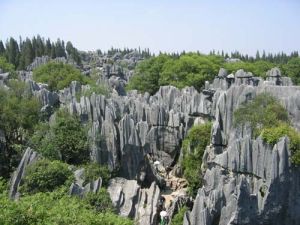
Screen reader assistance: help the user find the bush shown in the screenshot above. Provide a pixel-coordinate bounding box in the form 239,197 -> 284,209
30,110 -> 89,165
235,93 -> 300,166
0,80 -> 41,178
20,159 -> 74,194
234,93 -> 289,137
83,163 -> 111,186
0,189 -> 133,225
0,56 -> 16,78
32,62 -> 88,91
182,123 -> 212,197
171,206 -> 188,225
84,188 -> 115,213
261,123 -> 300,165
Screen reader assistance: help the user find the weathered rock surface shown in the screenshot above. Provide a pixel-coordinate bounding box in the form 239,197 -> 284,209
184,68 -> 300,225
107,177 -> 160,225
69,177 -> 102,197
9,148 -> 39,199
56,84 -> 214,184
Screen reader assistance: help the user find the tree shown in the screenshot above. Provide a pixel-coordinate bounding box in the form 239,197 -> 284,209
32,62 -> 87,91
5,38 -> 20,68
0,41 -> 5,56
0,80 -> 41,178
30,110 -> 89,165
45,38 -> 52,56
182,123 -> 212,197
20,159 -> 74,194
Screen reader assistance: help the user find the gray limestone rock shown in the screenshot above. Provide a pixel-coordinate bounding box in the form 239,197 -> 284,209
107,177 -> 160,225
9,148 -> 39,199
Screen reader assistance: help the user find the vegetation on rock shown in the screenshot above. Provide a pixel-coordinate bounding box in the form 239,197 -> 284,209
234,93 -> 300,165
0,80 -> 41,178
0,189 -> 133,225
83,188 -> 115,213
171,206 -> 188,225
30,109 -> 89,165
182,122 -> 212,197
32,62 -> 87,91
20,159 -> 74,194
83,163 -> 111,186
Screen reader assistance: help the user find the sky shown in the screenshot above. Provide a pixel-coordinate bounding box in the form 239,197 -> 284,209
0,0 -> 300,55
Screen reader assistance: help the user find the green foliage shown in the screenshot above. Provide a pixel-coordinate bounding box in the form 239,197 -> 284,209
76,83 -> 110,101
234,93 -> 300,166
20,159 -> 74,194
84,188 -> 115,213
171,206 -> 188,225
233,93 -> 289,137
30,110 -> 89,165
0,56 -> 15,73
281,57 -> 300,85
32,62 -> 87,91
261,123 -> 300,165
0,80 -> 41,178
83,163 -> 111,186
0,177 -> 7,193
0,190 -> 133,225
182,123 -> 212,197
127,53 -> 223,94
224,60 -> 275,78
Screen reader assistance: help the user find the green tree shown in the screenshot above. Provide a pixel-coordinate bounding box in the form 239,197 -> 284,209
30,110 -> 89,165
83,163 -> 111,186
234,93 -> 289,137
84,188 -> 115,213
281,57 -> 300,85
32,62 -> 87,91
20,159 -> 74,194
5,37 -> 20,68
0,80 -> 41,178
0,41 -> 5,56
182,123 -> 212,197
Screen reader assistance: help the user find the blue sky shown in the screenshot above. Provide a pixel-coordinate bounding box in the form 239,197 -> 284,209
0,0 -> 299,55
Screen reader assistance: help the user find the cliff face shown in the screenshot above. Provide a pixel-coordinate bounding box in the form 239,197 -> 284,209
184,69 -> 300,225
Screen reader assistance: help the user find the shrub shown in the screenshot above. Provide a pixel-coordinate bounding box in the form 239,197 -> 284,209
235,93 -> 300,166
76,83 -> 110,101
83,163 -> 111,186
0,80 -> 41,178
171,206 -> 188,225
30,110 -> 89,165
32,62 -> 88,91
261,123 -> 300,165
0,189 -> 133,225
182,123 -> 212,197
234,93 -> 289,137
20,159 -> 74,194
84,188 -> 115,213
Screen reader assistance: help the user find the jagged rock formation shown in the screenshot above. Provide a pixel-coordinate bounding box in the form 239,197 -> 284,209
9,148 -> 39,199
7,64 -> 300,225
58,82 -> 213,185
184,69 -> 300,225
107,177 -> 160,225
69,177 -> 102,197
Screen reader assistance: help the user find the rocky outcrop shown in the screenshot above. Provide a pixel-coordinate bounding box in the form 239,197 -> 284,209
184,68 -> 300,225
58,84 -> 214,184
69,177 -> 102,197
9,148 -> 39,199
107,177 -> 160,225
